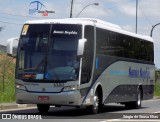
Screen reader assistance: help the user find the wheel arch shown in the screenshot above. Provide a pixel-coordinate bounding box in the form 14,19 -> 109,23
94,83 -> 103,104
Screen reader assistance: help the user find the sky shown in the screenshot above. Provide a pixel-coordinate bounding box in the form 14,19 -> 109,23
0,0 -> 160,68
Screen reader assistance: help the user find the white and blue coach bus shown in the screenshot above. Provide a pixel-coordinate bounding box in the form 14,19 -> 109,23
15,18 -> 155,114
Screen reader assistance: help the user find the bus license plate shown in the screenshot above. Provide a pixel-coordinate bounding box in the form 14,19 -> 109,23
38,96 -> 49,101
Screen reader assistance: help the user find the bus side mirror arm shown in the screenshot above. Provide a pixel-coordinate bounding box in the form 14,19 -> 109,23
77,39 -> 87,56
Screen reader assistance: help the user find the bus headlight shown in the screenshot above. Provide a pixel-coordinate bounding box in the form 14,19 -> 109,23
63,85 -> 79,92
16,84 -> 27,91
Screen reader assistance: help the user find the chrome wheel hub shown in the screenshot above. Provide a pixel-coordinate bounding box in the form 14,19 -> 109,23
137,92 -> 141,106
93,95 -> 99,110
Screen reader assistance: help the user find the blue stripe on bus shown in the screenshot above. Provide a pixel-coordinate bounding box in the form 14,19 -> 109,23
96,57 -> 99,69
109,70 -> 128,75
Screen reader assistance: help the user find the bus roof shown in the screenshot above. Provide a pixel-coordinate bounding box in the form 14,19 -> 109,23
25,18 -> 154,43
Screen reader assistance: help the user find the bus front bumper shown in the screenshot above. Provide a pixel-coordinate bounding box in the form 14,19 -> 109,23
16,89 -> 81,106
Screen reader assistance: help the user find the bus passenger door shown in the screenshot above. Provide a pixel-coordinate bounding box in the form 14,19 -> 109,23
81,26 -> 94,84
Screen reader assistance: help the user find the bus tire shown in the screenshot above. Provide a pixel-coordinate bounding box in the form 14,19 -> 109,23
125,89 -> 142,109
133,89 -> 142,109
37,104 -> 50,114
88,91 -> 100,114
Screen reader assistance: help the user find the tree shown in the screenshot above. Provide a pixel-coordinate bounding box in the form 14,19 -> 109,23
155,69 -> 160,83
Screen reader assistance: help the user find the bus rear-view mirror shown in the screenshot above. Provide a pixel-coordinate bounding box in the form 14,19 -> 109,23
6,38 -> 19,58
77,39 -> 87,56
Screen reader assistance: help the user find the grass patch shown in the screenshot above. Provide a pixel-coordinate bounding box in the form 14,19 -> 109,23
154,82 -> 160,96
0,54 -> 16,103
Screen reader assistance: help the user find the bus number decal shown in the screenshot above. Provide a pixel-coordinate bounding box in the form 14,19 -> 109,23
54,83 -> 64,87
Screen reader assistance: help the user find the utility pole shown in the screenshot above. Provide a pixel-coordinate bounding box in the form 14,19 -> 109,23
136,0 -> 138,34
70,0 -> 74,18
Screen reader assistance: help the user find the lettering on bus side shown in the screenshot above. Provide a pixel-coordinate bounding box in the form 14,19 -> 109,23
129,67 -> 150,79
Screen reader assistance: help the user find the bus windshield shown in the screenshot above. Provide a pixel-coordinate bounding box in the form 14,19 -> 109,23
16,24 -> 82,81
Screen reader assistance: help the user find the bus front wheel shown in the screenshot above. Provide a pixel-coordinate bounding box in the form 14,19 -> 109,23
37,104 -> 50,114
87,91 -> 100,114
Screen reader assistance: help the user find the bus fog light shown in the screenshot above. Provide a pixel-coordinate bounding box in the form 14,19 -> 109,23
16,84 -> 26,91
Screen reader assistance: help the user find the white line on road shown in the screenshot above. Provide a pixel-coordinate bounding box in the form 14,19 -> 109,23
143,99 -> 160,102
0,107 -> 37,112
154,111 -> 160,113
0,106 -> 55,112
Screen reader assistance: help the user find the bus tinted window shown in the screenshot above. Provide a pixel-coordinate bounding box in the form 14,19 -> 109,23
96,27 -> 154,62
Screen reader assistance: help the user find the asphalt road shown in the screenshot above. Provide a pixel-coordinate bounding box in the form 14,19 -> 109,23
0,99 -> 160,121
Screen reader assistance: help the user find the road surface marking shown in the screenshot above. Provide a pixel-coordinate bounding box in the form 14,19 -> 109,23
0,106 -> 37,112
143,99 -> 160,102
154,111 -> 160,113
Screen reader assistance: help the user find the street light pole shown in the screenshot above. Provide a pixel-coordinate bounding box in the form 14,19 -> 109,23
70,0 -> 74,18
76,3 -> 99,18
150,23 -> 160,37
136,0 -> 138,34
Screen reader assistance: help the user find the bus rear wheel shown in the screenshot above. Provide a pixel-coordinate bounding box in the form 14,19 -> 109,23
125,89 -> 142,109
133,89 -> 142,109
37,104 -> 50,114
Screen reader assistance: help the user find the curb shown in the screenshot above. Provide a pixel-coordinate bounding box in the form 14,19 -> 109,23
0,103 -> 36,111
154,96 -> 160,99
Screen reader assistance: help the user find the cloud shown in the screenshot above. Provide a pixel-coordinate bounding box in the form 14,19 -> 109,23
122,25 -> 135,32
0,0 -> 160,67
42,1 -> 70,18
115,0 -> 160,20
119,4 -> 137,17
71,0 -> 114,19
139,0 -> 160,17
